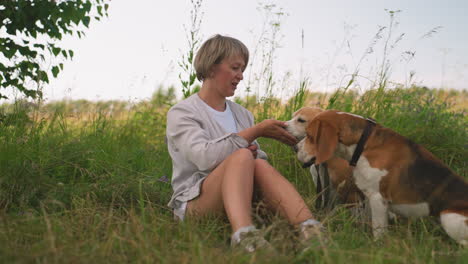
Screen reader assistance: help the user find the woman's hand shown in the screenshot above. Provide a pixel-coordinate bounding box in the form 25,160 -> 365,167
247,144 -> 258,158
256,119 -> 298,146
237,119 -> 298,146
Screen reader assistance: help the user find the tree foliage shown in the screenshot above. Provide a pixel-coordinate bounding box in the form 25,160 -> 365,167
0,0 -> 110,100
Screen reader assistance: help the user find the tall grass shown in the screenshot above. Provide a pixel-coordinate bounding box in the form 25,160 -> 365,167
0,86 -> 466,263
0,100 -> 173,212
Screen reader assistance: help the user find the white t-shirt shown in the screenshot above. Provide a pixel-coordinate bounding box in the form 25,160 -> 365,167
203,101 -> 238,133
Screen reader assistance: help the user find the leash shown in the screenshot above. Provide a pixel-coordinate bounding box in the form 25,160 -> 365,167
314,164 -> 323,210
313,163 -> 332,210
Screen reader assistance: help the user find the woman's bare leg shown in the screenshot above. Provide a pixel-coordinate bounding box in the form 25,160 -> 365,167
187,148 -> 256,231
186,149 -> 314,230
253,159 -> 314,225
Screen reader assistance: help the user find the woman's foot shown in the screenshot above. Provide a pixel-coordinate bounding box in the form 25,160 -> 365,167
231,226 -> 275,253
297,219 -> 327,252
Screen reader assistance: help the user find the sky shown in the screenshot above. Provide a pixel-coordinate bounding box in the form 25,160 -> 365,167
25,0 -> 468,101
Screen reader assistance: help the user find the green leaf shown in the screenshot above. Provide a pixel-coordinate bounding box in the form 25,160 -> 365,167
52,66 -> 60,78
38,71 -> 49,83
52,47 -> 61,56
33,43 -> 45,50
83,16 -> 90,27
4,48 -> 16,59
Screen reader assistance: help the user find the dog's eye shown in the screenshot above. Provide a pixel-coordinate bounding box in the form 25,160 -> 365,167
297,118 -> 306,123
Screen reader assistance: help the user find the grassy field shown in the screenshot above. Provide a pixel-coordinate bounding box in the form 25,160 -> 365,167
0,86 -> 467,263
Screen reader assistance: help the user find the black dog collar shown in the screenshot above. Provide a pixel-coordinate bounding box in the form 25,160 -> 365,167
349,118 -> 376,167
302,157 -> 316,168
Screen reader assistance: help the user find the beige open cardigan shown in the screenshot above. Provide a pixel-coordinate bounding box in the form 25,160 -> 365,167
166,93 -> 267,210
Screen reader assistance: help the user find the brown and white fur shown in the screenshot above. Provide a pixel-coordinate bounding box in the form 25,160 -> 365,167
286,107 -> 365,209
295,110 -> 468,245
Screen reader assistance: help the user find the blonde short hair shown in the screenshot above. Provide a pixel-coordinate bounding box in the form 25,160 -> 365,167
194,34 -> 249,81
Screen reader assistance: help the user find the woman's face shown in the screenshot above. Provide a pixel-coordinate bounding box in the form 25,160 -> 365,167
210,55 -> 245,98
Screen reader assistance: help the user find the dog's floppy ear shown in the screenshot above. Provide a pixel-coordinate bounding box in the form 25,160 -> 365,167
306,119 -> 338,164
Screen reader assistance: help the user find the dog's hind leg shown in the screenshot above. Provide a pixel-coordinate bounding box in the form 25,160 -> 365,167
440,209 -> 468,246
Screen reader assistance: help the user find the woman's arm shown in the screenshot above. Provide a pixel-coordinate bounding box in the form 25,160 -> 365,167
237,119 -> 298,146
167,106 -> 250,171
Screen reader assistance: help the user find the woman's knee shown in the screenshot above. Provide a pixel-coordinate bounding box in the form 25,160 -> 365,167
253,159 -> 287,185
227,148 -> 255,165
222,149 -> 256,182
254,159 -> 274,177
254,158 -> 269,167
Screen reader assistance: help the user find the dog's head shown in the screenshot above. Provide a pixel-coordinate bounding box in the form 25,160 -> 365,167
286,107 -> 324,141
296,110 -> 372,166
296,115 -> 340,166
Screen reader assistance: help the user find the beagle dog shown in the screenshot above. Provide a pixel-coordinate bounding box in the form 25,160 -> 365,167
286,107 -> 365,210
295,110 -> 468,245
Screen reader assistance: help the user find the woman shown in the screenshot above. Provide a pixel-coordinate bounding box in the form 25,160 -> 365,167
166,34 -> 324,252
